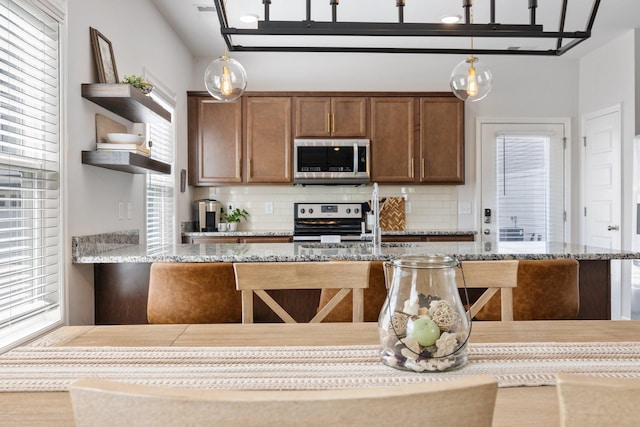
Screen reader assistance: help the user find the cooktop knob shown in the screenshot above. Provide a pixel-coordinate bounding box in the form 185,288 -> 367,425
346,208 -> 351,214
309,208 -> 314,214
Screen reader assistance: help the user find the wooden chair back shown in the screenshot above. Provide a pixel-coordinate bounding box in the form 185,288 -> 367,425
147,262 -> 241,324
556,373 -> 640,427
455,260 -> 519,321
69,375 -> 498,427
233,261 -> 370,323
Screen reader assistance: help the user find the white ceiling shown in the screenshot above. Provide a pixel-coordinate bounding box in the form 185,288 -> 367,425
150,0 -> 640,58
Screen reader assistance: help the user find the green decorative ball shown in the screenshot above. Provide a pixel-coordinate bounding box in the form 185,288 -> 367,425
408,317 -> 441,347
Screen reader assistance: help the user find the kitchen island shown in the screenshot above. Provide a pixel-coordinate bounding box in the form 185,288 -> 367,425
73,232 -> 640,324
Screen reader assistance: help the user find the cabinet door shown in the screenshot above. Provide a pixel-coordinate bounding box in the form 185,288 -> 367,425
419,97 -> 464,184
245,97 -> 292,183
188,97 -> 242,185
331,97 -> 368,137
294,97 -> 331,137
370,97 -> 415,182
294,96 -> 368,137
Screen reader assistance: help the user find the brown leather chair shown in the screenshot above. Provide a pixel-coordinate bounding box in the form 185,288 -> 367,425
475,259 -> 580,320
147,262 -> 242,324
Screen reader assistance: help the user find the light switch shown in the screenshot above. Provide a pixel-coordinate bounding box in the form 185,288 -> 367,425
265,201 -> 273,214
118,201 -> 124,220
127,202 -> 132,219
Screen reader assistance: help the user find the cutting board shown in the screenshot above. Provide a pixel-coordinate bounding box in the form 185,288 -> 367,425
379,197 -> 406,231
95,114 -> 127,144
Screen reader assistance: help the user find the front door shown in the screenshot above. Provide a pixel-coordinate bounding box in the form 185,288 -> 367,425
480,120 -> 569,251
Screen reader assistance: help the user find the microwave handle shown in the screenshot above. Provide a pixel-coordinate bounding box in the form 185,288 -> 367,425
353,143 -> 358,174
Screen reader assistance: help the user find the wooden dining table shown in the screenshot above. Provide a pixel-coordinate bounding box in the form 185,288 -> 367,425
1,320 -> 639,426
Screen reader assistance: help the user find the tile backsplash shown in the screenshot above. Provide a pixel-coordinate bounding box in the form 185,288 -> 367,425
192,185 -> 459,231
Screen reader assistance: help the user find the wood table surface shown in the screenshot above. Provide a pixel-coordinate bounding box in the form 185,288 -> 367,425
2,320 -> 639,426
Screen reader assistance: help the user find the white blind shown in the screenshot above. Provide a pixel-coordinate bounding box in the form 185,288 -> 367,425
146,94 -> 175,248
0,0 -> 61,349
496,134 -> 564,242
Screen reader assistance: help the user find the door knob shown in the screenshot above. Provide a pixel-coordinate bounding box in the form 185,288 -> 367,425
483,228 -> 491,235
607,225 -> 620,231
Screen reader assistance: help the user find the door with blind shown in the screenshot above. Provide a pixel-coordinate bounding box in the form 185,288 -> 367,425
480,121 -> 569,250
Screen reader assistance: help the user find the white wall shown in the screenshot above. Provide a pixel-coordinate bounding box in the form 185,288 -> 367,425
66,0 -> 193,324
192,53 -> 580,233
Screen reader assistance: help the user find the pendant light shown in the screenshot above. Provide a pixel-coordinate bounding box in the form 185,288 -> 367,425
449,1 -> 493,102
204,46 -> 247,102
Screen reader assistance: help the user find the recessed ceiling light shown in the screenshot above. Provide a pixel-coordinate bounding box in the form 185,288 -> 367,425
239,14 -> 259,23
441,15 -> 462,24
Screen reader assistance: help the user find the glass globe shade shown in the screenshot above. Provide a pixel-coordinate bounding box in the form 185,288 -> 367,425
449,56 -> 493,102
204,55 -> 247,102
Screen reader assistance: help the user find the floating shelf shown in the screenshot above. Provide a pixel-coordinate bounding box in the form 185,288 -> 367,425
81,84 -> 171,123
82,151 -> 171,175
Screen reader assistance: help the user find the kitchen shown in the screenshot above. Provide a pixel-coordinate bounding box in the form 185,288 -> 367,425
0,0 -> 636,348
4,1 -> 640,424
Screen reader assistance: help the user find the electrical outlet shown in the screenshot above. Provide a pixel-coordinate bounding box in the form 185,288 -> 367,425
118,201 -> 124,220
265,201 -> 273,214
405,201 -> 412,214
227,203 -> 235,212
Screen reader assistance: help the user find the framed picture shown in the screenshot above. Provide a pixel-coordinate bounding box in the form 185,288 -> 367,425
89,27 -> 119,84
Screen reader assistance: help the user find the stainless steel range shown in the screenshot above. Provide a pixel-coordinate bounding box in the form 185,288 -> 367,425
293,202 -> 366,242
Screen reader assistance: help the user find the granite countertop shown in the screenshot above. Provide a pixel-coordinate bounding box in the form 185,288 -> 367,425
182,230 -> 476,237
72,232 -> 640,264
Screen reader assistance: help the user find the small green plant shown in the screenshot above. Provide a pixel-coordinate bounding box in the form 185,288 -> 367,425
224,208 -> 249,223
121,74 -> 153,93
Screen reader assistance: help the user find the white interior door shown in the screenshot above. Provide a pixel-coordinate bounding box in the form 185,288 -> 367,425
582,108 -> 621,250
480,121 -> 568,251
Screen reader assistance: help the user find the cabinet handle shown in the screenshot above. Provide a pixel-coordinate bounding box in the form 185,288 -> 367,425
410,158 -> 414,179
421,158 -> 425,179
327,113 -> 331,133
331,113 -> 335,134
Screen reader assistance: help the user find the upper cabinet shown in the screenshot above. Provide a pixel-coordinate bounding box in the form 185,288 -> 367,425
244,96 -> 292,183
188,93 -> 293,186
294,97 -> 368,137
419,96 -> 464,184
188,95 -> 242,185
370,94 -> 464,184
370,97 -> 415,182
187,92 -> 464,186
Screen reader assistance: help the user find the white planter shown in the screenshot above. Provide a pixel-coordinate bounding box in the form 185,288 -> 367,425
228,222 -> 238,231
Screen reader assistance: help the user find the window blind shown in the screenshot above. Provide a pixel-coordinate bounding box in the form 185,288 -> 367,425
496,134 -> 564,243
0,0 -> 61,349
146,94 -> 175,248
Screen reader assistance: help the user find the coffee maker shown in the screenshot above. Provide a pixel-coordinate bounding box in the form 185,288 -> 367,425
194,199 -> 223,232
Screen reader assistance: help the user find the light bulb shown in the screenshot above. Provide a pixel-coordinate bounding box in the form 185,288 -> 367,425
220,63 -> 233,96
467,63 -> 478,97
204,55 -> 247,102
449,55 -> 493,102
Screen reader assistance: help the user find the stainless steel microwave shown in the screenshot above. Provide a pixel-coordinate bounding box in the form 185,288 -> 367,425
293,139 -> 370,184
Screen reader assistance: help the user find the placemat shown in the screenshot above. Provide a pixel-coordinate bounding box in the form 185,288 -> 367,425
1,342 -> 639,392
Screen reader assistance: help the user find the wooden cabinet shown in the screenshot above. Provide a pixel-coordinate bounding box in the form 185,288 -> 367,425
370,95 -> 464,184
244,97 -> 292,183
188,96 -> 242,185
370,97 -> 415,182
182,235 -> 293,244
294,97 -> 368,137
419,97 -> 465,184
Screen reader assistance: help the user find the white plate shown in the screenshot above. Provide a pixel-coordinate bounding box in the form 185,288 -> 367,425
105,133 -> 145,145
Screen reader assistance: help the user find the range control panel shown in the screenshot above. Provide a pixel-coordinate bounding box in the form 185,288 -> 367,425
294,203 -> 364,219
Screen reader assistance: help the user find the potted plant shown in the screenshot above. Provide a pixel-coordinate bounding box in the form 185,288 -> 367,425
224,208 -> 249,231
121,74 -> 154,94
